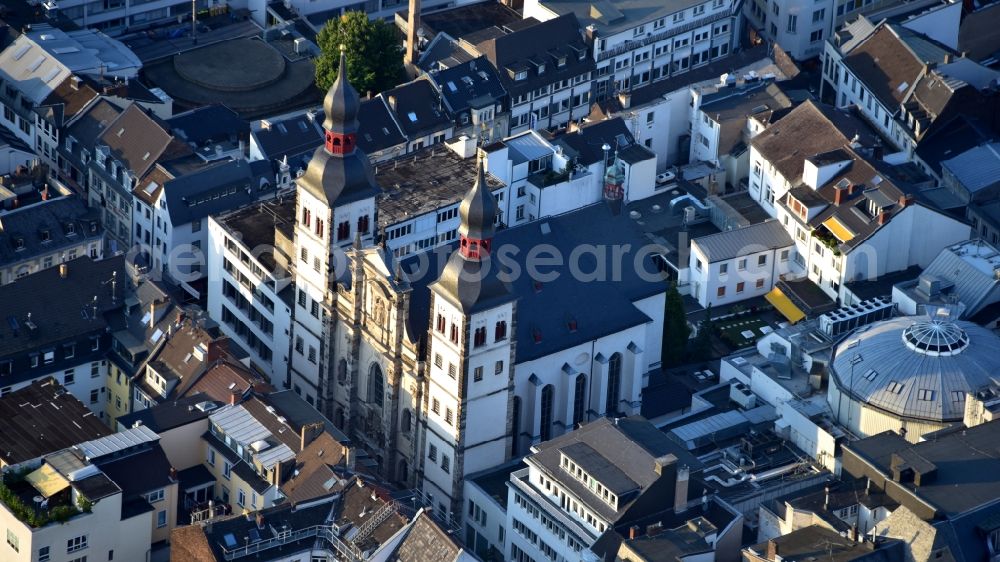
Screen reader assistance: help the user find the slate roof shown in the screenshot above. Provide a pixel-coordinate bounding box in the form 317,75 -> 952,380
830,316 -> 1000,423
0,195 -> 101,267
159,159 -> 266,227
116,393 -> 220,433
692,220 -> 792,263
380,79 -> 452,138
554,118 -> 655,166
95,444 -> 175,497
180,362 -> 274,403
913,115 -> 997,176
473,14 -> 594,98
530,416 -> 700,523
846,419 -> 1000,518
177,494 -> 338,561
429,56 -> 507,115
401,201 -> 665,362
167,104 -> 249,146
0,377 -> 111,465
0,254 -> 127,359
253,101 -> 406,168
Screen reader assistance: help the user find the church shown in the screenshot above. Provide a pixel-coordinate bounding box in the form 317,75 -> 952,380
225,54 -> 669,522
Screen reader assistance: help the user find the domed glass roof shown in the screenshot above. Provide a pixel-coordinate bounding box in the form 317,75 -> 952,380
830,316 -> 1000,422
901,320 -> 970,356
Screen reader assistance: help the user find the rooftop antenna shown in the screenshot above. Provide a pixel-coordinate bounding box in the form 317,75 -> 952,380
102,271 -> 118,302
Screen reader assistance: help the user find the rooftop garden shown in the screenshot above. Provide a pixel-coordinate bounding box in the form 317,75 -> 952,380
812,227 -> 843,256
0,467 -> 90,527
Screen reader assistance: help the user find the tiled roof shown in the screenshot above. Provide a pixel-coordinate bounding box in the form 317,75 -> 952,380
751,100 -> 877,184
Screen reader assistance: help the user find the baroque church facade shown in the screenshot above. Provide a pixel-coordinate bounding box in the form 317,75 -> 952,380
285,55 -> 666,521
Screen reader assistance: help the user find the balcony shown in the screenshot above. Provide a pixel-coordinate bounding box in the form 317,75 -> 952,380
0,468 -> 88,528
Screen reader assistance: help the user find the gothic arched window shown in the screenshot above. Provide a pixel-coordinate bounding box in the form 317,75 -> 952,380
606,353 -> 622,416
540,384 -> 554,442
368,363 -> 384,408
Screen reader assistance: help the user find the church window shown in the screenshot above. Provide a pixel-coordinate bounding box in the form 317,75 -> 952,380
315,219 -> 324,238
401,409 -> 412,433
450,323 -> 459,344
302,207 -> 311,227
337,221 -> 350,241
368,363 -> 384,407
606,353 -> 622,415
540,385 -> 554,442
358,215 -> 370,234
495,321 -> 507,341
436,314 -> 446,333
573,374 -> 587,427
474,327 -> 487,347
474,366 -> 483,382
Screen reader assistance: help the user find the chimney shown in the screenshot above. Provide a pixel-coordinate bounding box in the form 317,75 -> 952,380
944,53 -> 953,64
388,95 -> 398,112
169,467 -> 178,481
149,302 -> 157,328
766,539 -> 779,561
58,263 -> 68,278
898,194 -> 913,208
229,388 -> 240,405
877,210 -> 888,225
646,522 -> 663,537
300,422 -> 322,450
405,0 -> 421,66
674,464 -> 690,514
834,183 -> 849,205
618,91 -> 631,109
628,525 -> 640,540
345,445 -> 356,470
256,513 -> 264,530
823,485 -> 830,511
70,75 -> 81,90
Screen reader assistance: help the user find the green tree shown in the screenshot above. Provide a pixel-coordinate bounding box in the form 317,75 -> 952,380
661,281 -> 690,367
314,11 -> 404,95
691,303 -> 714,360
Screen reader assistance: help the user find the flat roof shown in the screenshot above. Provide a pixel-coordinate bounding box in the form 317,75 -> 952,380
536,0 -> 706,36
374,145 -> 504,227
0,378 -> 111,465
215,196 -> 295,273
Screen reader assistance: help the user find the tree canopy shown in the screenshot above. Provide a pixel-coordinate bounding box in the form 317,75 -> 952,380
661,281 -> 690,367
314,11 -> 404,95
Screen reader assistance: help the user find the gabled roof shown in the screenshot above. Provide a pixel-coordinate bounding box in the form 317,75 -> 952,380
473,13 -> 594,97
98,103 -> 185,178
0,195 -> 101,267
530,416 -> 699,523
842,23 -> 954,112
386,510 -> 466,562
554,117 -> 655,166
380,79 -> 452,138
167,104 -> 249,146
38,75 -> 99,127
751,101 -> 877,184
429,56 -> 507,114
0,255 -> 127,361
402,201 -> 664,361
941,142 -> 1000,194
160,159 -> 264,226
693,220 -> 793,263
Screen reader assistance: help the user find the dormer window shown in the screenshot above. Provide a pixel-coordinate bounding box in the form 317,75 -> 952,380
66,222 -> 76,236
515,70 -> 527,81
13,238 -> 24,251
39,229 -> 50,242
537,63 -> 546,75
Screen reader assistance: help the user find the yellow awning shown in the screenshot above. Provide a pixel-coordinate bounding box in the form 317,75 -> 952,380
25,464 -> 69,498
822,216 -> 855,243
766,287 -> 806,324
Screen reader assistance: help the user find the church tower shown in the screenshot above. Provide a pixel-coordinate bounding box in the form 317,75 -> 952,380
420,157 -> 517,521
603,148 -> 625,215
289,52 -> 380,413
